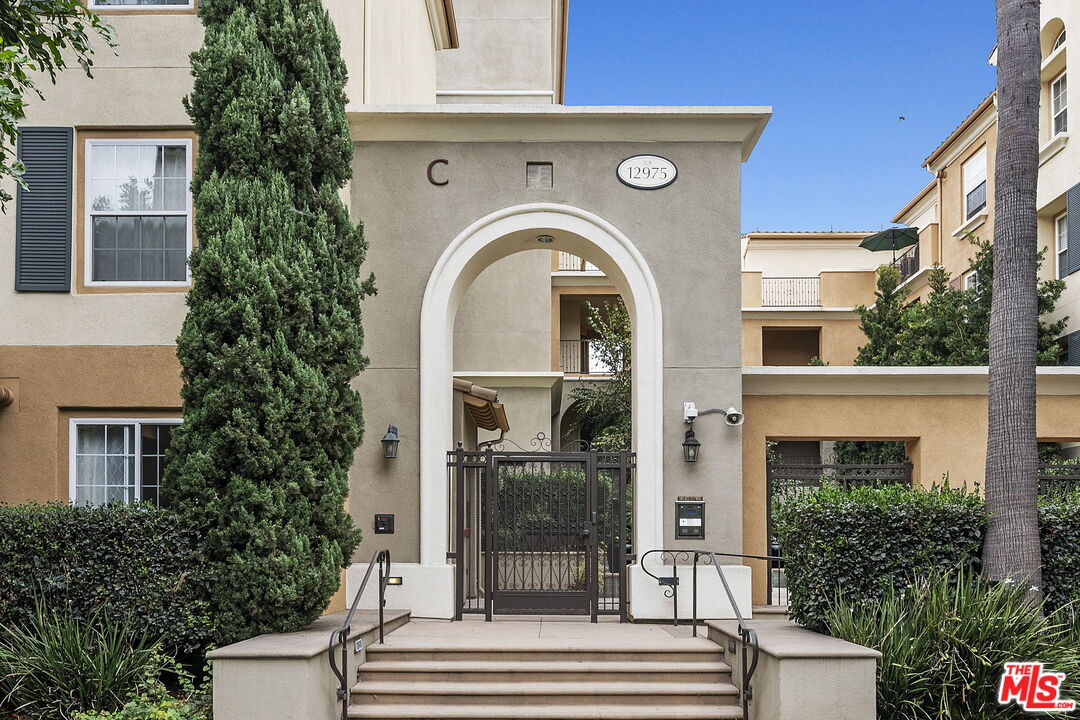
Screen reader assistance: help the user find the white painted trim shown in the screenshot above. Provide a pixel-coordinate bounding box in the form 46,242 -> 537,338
952,211 -> 988,238
68,418 -> 182,504
420,204 -> 664,572
925,110 -> 997,172
454,371 -> 563,388
89,0 -> 194,7
423,0 -> 457,51
83,138 -> 193,288
1040,132 -> 1070,166
742,365 -> 1080,396
741,308 -> 855,318
436,90 -> 556,97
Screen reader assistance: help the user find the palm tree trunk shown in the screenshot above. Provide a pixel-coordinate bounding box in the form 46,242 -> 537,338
983,0 -> 1043,602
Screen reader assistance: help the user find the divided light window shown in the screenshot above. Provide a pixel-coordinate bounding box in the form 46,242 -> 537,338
89,0 -> 194,7
86,139 -> 192,286
1052,72 -> 1068,136
70,420 -> 180,507
963,149 -> 987,221
963,270 -> 980,292
1057,212 -> 1069,278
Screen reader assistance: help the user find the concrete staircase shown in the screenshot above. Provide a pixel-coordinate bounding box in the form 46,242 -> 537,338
347,641 -> 742,719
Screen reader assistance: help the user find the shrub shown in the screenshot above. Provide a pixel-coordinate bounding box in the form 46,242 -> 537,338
827,569 -> 1080,720
0,601 -> 165,719
72,659 -> 210,720
773,483 -> 987,631
0,503 -> 211,654
1040,490 -> 1080,611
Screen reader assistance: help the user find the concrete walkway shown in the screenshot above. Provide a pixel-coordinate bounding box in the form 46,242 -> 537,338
381,615 -> 709,648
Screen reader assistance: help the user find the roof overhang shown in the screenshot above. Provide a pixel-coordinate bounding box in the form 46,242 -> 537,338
425,0 -> 459,50
347,104 -> 773,161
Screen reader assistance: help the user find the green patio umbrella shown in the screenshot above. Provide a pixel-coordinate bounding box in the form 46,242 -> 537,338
860,227 -> 919,262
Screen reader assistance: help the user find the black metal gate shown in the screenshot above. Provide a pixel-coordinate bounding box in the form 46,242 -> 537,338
448,442 -> 632,621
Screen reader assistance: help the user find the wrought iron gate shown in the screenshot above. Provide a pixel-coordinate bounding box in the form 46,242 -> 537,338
448,442 -> 632,621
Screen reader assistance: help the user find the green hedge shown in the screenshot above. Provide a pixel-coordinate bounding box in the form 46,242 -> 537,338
1041,494 -> 1080,612
0,503 -> 211,655
775,484 -> 1080,632
773,484 -> 988,632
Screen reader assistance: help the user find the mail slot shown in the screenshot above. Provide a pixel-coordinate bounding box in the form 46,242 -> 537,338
675,500 -> 704,539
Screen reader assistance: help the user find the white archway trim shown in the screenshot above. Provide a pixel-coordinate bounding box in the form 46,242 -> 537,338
419,203 -> 665,581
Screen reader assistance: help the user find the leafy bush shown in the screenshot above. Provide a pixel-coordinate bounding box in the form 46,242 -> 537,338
0,601 -> 165,719
72,660 -> 210,720
828,569 -> 1080,720
1041,490 -> 1080,611
773,484 -> 987,631
0,503 -> 211,654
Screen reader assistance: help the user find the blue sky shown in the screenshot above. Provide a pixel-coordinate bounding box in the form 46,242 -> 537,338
565,2 -> 997,233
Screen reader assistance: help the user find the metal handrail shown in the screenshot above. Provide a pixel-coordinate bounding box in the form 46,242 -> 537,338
328,549 -> 390,720
640,549 -> 775,717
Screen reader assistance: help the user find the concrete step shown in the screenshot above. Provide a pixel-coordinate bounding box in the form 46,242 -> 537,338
358,659 -> 732,684
346,703 -> 744,719
365,646 -> 725,665
351,680 -> 740,707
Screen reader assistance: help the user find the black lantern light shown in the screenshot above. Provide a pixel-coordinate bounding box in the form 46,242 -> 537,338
381,425 -> 400,459
682,427 -> 701,463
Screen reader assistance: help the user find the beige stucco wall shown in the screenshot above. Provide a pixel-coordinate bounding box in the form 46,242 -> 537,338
453,250 -> 551,371
741,368 -> 1080,604
819,270 -> 876,308
741,314 -> 865,366
436,0 -> 558,104
354,0 -> 440,104
936,118 -> 997,278
742,234 -> 889,276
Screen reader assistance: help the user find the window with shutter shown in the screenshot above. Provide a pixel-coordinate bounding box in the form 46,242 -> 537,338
15,127 -> 73,292
1067,183 -> 1080,277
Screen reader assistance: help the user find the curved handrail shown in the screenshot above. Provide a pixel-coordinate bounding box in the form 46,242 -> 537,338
640,549 -> 777,717
328,549 -> 390,720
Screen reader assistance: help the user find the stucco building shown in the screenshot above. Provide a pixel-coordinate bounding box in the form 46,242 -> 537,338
2,0 -> 1079,627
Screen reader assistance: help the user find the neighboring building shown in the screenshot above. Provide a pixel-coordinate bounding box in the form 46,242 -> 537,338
887,0 -> 1080,362
740,232 -> 888,366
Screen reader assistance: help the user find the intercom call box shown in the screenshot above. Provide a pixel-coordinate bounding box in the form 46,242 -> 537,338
675,499 -> 705,539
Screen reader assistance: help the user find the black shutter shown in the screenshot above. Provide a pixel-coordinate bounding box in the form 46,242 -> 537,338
1067,182 -> 1080,278
1068,331 -> 1080,367
15,127 -> 73,292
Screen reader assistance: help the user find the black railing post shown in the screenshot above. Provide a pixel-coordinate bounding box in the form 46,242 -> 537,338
691,553 -> 699,637
377,552 -> 386,644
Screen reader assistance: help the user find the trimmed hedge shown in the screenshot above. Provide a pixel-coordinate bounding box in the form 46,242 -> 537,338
0,503 -> 211,654
773,484 -> 987,632
1042,493 -> 1080,612
775,484 -> 1080,632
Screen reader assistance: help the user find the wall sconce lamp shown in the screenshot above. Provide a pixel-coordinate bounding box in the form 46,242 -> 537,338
381,425 -> 400,459
682,428 -> 701,463
682,402 -> 744,463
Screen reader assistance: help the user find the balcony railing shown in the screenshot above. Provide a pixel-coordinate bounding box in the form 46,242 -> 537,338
893,243 -> 920,282
760,277 -> 820,307
557,252 -> 601,273
559,339 -> 613,375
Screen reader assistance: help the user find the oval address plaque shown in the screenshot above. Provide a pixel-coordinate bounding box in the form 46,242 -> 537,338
617,154 -> 677,190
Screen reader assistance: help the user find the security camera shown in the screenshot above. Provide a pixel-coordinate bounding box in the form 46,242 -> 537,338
724,407 -> 744,426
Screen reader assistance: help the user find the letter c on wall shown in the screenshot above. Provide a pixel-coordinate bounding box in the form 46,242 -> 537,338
427,159 -> 449,186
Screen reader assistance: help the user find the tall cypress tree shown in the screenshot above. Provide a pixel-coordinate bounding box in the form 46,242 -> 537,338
167,0 -> 372,644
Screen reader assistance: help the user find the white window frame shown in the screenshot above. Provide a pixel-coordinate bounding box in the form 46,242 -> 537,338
69,418 -> 182,505
963,270 -> 980,292
84,138 -> 193,288
1057,211 -> 1069,278
1054,29 -> 1067,52
1051,71 -> 1068,137
88,0 -> 195,9
962,148 -> 988,221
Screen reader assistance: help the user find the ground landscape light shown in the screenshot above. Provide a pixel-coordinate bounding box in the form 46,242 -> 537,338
381,425 -> 400,459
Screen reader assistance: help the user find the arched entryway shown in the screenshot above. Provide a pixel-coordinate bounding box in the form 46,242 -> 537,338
417,204 -> 664,610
